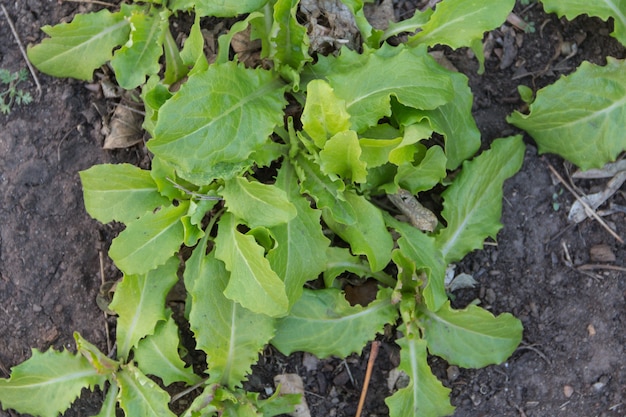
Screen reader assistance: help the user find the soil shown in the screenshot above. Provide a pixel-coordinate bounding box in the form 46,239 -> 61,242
1,1 -> 624,417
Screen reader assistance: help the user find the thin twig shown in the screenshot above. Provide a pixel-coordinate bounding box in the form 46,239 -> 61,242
170,378 -> 209,404
355,341 -> 380,417
1,4 -> 42,98
98,249 -> 112,354
578,264 -> 626,273
544,159 -> 624,244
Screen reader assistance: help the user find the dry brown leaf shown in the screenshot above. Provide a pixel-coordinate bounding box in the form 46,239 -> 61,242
103,104 -> 143,149
274,374 -> 311,417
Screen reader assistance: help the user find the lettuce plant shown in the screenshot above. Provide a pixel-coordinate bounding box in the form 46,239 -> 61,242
0,0 -> 557,416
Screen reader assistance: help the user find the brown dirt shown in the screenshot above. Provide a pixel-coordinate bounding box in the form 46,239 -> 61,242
0,1 -> 624,417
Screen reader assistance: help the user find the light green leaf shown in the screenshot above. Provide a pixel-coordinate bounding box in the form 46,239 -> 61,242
319,130 -> 368,183
419,301 -> 523,368
294,154 -> 357,225
163,25 -> 188,85
382,8 -> 433,40
171,0 -> 269,17
117,362 -> 176,417
322,44 -> 454,131
385,215 -> 447,311
91,383 -> 118,417
322,190 -> 393,272
541,0 -> 626,46
409,0 -> 515,50
269,0 -> 311,83
268,162 -> 330,308
180,15 -> 209,74
181,214 -> 205,247
360,138 -> 404,169
187,249 -> 275,387
27,9 -> 130,80
148,62 -> 288,184
215,212 -> 289,317
109,257 -> 179,359
109,201 -> 187,275
80,163 -> 169,224
110,9 -> 165,89
388,123 -> 433,166
74,332 -> 119,376
0,349 -> 105,417
272,288 -> 397,357
507,58 -> 626,170
323,246 -> 374,288
221,177 -> 297,228
436,136 -> 525,263
134,314 -> 200,386
395,145 -> 447,194
385,335 -> 455,417
181,384 -> 219,417
412,70 -> 481,170
149,156 -> 186,200
301,79 -> 351,149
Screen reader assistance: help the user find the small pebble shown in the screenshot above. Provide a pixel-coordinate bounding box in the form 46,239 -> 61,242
592,381 -> 606,392
587,324 -> 596,337
563,385 -> 574,398
32,304 -> 42,313
447,365 -> 460,382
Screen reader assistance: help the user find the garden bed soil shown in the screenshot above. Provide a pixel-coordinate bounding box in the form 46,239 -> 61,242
0,1 -> 624,416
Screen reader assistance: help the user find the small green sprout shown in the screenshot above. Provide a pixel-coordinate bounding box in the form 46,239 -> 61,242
0,68 -> 33,114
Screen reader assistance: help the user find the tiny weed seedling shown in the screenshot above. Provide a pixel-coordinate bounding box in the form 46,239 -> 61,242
0,0 -> 625,416
0,68 -> 32,114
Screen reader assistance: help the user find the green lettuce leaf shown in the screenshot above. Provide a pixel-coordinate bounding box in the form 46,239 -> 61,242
148,62 -> 288,184
0,349 -> 105,417
27,9 -> 130,80
268,0 -> 311,83
117,363 -> 176,417
507,58 -> 626,170
108,201 -> 187,275
110,9 -> 166,89
319,130 -> 368,183
134,314 -> 201,386
385,335 -> 455,417
301,79 -> 351,149
407,70 -> 481,170
187,249 -> 275,387
272,288 -> 397,357
221,177 -> 297,228
541,0 -> 626,46
320,44 -> 454,131
80,163 -> 169,224
294,153 -> 357,225
170,0 -> 269,17
436,136 -> 525,263
386,215 -> 447,311
215,212 -> 289,317
395,145 -> 447,194
74,332 -> 118,376
268,162 -> 330,308
109,257 -> 179,359
91,383 -> 118,417
419,301 -> 523,368
409,0 -> 515,50
322,190 -> 393,272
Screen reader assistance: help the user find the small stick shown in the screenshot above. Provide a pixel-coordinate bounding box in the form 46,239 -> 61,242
0,4 -> 42,98
98,248 -> 112,354
544,159 -> 624,244
355,341 -> 380,417
578,264 -> 626,273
